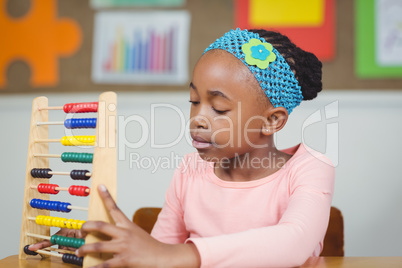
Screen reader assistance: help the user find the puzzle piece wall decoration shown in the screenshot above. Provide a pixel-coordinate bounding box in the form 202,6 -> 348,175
0,0 -> 82,88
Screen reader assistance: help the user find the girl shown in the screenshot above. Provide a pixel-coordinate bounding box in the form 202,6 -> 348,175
34,28 -> 335,267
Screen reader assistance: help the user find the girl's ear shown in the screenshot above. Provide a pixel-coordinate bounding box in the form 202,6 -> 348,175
262,107 -> 288,135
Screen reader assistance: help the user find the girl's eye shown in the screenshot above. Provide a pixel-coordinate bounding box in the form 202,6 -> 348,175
213,107 -> 228,114
189,100 -> 200,105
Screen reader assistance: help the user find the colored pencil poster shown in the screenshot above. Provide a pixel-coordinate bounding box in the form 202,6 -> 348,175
356,0 -> 402,78
92,11 -> 191,85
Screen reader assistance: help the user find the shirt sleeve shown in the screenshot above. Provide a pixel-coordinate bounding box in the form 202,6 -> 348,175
151,159 -> 189,244
186,155 -> 335,268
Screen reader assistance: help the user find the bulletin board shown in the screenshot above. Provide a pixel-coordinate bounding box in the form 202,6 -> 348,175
1,0 -> 401,94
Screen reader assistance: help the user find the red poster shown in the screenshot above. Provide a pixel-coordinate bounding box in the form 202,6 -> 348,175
235,0 -> 336,61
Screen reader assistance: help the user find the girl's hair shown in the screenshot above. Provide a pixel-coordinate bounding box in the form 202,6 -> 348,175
250,29 -> 322,101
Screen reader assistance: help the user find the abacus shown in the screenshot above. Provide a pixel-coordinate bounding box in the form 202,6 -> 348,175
19,92 -> 117,267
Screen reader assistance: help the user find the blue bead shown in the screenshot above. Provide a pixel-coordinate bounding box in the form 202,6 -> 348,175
64,118 -> 97,129
60,202 -> 72,212
64,119 -> 72,128
31,199 -> 37,208
30,198 -> 72,212
52,201 -> 59,211
38,199 -> 45,209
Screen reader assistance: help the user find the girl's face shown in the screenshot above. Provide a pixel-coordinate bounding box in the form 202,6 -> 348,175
189,50 -> 272,161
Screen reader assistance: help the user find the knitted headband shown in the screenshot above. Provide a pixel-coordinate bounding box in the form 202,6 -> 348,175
204,28 -> 303,114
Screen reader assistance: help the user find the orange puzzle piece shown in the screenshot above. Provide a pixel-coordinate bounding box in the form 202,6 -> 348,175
0,0 -> 82,88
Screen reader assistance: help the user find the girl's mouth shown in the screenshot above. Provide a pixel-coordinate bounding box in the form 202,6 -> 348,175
192,139 -> 212,149
191,135 -> 213,149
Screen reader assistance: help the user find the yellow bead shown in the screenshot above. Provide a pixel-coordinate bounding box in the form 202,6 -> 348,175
66,219 -> 73,229
77,220 -> 85,229
55,217 -> 62,227
35,215 -> 42,225
60,218 -> 67,228
44,216 -> 52,226
61,136 -> 96,146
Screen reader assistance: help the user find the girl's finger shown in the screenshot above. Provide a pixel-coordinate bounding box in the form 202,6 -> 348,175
28,240 -> 51,251
81,221 -> 125,239
97,184 -> 131,225
65,229 -> 77,238
76,241 -> 122,257
75,229 -> 83,238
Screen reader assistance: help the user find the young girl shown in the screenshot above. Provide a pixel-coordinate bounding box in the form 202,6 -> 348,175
32,28 -> 335,267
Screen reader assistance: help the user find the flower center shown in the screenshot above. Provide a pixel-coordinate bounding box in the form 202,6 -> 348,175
251,44 -> 270,61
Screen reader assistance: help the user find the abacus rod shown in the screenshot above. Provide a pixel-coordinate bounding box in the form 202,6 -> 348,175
34,139 -> 60,143
49,171 -> 69,176
26,233 -> 50,240
33,154 -> 61,158
28,202 -> 88,211
56,187 -> 69,191
49,171 -> 92,177
38,106 -> 63,111
69,205 -> 88,211
37,121 -> 64,126
57,187 -> 90,193
36,249 -> 63,258
43,247 -> 75,254
30,185 -> 90,194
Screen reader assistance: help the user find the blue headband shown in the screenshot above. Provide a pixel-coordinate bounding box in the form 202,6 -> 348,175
204,28 -> 303,114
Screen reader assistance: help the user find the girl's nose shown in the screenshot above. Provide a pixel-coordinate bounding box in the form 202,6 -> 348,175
192,115 -> 209,129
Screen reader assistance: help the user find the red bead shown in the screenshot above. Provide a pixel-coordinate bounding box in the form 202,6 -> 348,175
63,102 -> 98,113
37,183 -> 59,194
68,185 -> 90,196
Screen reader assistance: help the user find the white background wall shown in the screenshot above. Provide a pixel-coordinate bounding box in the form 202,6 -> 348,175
1,90 -> 402,259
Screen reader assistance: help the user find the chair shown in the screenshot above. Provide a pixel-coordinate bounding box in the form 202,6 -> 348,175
133,206 -> 344,256
320,206 -> 344,256
133,207 -> 162,234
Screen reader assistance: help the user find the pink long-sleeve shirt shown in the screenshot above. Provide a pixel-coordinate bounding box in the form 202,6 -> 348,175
151,143 -> 335,267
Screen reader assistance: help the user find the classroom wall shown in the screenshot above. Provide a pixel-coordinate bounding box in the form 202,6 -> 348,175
1,90 -> 402,259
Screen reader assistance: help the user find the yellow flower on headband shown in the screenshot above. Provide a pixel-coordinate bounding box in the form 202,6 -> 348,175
242,39 -> 276,69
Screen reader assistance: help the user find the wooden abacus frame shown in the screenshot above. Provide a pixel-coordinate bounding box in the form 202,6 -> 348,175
19,92 -> 117,267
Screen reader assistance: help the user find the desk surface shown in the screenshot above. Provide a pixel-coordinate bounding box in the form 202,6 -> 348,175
1,255 -> 402,267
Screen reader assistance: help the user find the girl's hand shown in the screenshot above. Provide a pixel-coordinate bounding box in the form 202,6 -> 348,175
28,228 -> 83,252
76,185 -> 201,268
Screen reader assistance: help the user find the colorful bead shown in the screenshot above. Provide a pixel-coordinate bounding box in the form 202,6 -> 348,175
62,253 -> 83,266
37,183 -> 59,194
61,136 -> 96,146
69,185 -> 90,196
30,199 -> 72,212
31,168 -> 52,178
35,215 -> 85,230
23,245 -> 38,256
63,102 -> 98,113
51,235 -> 85,248
61,152 -> 93,163
64,118 -> 97,129
70,170 -> 91,180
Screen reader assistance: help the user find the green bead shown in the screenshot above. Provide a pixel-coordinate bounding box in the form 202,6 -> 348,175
50,235 -> 57,244
59,236 -> 67,246
61,152 -> 93,163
